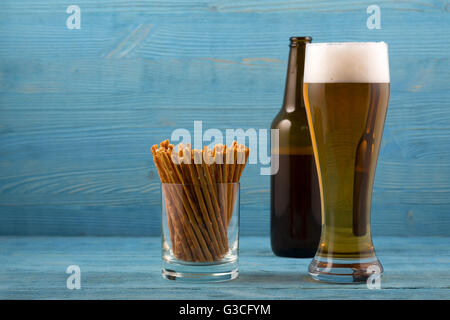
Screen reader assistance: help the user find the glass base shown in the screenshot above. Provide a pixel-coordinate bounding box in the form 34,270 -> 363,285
308,255 -> 383,283
162,257 -> 238,282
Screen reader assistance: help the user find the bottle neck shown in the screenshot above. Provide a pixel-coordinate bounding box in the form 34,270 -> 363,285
282,41 -> 308,113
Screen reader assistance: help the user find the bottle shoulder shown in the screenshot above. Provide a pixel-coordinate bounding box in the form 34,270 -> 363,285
271,108 -> 312,148
271,108 -> 309,129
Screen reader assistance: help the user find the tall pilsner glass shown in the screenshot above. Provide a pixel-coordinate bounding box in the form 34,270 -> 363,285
303,42 -> 390,283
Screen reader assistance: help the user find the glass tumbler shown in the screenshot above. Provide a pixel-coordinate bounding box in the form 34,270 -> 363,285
161,182 -> 239,282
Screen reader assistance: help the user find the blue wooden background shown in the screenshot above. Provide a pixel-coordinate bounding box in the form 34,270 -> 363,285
0,0 -> 449,237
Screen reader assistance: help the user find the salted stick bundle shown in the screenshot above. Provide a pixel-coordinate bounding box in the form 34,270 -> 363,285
151,140 -> 249,262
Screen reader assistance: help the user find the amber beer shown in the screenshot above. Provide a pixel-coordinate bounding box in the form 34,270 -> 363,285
303,42 -> 390,282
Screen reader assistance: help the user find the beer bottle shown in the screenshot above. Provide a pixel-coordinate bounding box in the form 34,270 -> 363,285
270,37 -> 321,258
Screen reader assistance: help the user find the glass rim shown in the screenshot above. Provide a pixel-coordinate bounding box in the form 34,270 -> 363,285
306,41 -> 387,47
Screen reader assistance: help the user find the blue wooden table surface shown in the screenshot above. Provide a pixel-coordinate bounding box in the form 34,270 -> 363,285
1,236 -> 449,299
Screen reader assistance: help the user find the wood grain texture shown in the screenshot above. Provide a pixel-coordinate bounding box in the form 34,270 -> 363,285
0,0 -> 449,236
0,236 -> 449,299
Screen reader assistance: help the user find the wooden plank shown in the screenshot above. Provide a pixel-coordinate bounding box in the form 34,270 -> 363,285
0,1 -> 449,236
0,236 -> 449,299
1,202 -> 449,236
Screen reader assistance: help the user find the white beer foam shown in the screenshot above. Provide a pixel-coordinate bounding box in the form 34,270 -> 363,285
304,42 -> 390,83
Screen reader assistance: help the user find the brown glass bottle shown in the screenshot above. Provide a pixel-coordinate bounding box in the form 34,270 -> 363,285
270,37 -> 321,258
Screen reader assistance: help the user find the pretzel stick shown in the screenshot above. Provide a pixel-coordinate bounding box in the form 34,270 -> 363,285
226,142 -> 237,224
222,145 -> 231,225
203,146 -> 225,231
222,145 -> 227,183
203,146 -> 226,236
214,145 -> 228,227
237,146 -> 250,181
227,145 -> 249,226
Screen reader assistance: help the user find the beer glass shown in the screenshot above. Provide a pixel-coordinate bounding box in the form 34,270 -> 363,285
303,42 -> 390,282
